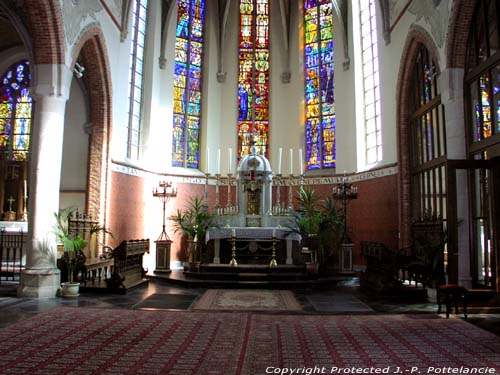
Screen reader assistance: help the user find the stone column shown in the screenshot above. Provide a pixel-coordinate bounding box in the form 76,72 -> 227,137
439,67 -> 472,288
18,64 -> 72,297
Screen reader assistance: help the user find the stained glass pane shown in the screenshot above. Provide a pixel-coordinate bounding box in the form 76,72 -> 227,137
304,0 -> 335,169
172,0 -> 205,168
0,60 -> 31,161
480,74 -> 492,139
237,0 -> 270,159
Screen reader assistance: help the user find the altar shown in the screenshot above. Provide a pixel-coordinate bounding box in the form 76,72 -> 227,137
203,143 -> 303,268
206,227 -> 301,266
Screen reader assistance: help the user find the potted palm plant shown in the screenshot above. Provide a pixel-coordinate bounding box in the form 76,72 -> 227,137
53,207 -> 113,296
53,207 -> 87,297
171,196 -> 216,271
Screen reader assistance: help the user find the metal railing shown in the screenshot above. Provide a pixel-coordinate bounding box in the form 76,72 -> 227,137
0,229 -> 26,284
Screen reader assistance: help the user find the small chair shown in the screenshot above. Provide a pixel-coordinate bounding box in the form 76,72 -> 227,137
437,284 -> 468,319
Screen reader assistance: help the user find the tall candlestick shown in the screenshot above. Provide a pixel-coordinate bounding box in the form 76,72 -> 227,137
299,148 -> 303,175
217,148 -> 221,175
278,148 -> 282,175
289,148 -> 293,175
206,147 -> 210,173
228,147 -> 232,174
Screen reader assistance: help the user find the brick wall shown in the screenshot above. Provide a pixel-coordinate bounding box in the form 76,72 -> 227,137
446,0 -> 476,68
108,171 -> 399,265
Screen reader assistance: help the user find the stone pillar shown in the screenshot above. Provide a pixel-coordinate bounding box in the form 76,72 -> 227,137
439,67 -> 472,288
18,64 -> 72,298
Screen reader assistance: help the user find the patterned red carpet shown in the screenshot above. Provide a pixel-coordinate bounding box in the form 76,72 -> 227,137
0,307 -> 499,374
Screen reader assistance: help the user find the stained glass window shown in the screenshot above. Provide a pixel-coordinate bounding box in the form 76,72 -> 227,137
359,0 -> 382,165
126,0 -> 148,160
0,60 -> 32,161
466,0 -> 500,143
237,0 -> 270,159
304,0 -> 335,170
172,0 -> 205,168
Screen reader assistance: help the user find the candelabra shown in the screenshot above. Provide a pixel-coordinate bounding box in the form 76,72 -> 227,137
226,173 -> 234,214
333,174 -> 358,243
152,181 -> 178,241
204,173 -> 210,206
215,173 -> 221,215
269,231 -> 278,268
287,174 -> 294,214
229,230 -> 238,267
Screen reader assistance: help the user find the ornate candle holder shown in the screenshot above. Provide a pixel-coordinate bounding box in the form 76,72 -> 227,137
153,181 -> 178,241
287,174 -> 294,214
333,174 -> 358,243
269,232 -> 278,268
215,173 -> 221,215
229,231 -> 238,267
204,173 -> 210,206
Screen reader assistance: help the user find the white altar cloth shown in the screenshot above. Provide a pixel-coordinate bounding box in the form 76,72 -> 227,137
206,227 -> 301,265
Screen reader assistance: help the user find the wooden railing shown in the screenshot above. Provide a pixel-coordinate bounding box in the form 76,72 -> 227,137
0,229 -> 26,284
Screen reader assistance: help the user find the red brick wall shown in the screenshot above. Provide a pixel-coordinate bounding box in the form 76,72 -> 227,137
108,170 -> 399,265
108,172 -> 146,246
446,0 -> 476,68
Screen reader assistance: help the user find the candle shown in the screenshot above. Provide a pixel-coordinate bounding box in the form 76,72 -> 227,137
232,228 -> 236,237
299,149 -> 303,175
228,148 -> 232,174
206,147 -> 210,173
272,229 -> 276,238
289,148 -> 293,175
217,148 -> 221,174
278,148 -> 282,175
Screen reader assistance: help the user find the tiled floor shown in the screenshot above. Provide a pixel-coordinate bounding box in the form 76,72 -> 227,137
0,279 -> 499,338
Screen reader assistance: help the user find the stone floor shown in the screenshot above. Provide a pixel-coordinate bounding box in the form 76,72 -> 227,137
0,278 -> 499,338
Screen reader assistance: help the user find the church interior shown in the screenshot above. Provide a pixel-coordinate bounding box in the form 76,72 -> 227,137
1,0 -> 500,372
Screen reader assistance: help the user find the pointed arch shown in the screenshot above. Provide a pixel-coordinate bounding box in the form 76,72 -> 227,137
24,0 -> 65,65
445,0 -> 477,68
396,25 -> 441,249
71,26 -> 113,225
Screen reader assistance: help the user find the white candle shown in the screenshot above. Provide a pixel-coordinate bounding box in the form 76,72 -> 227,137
278,148 -> 282,175
217,148 -> 221,174
228,148 -> 232,174
232,228 -> 236,237
289,148 -> 293,175
272,229 -> 276,238
299,149 -> 303,175
206,147 -> 210,173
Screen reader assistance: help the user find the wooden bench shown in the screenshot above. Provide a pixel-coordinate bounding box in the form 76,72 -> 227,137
106,239 -> 149,292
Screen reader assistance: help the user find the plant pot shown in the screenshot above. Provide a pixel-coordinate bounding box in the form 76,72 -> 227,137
61,282 -> 80,297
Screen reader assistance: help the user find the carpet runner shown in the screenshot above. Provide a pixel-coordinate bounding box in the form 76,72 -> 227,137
192,289 -> 302,311
0,307 -> 499,374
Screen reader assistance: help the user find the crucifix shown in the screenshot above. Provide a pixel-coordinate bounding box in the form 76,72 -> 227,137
7,196 -> 15,212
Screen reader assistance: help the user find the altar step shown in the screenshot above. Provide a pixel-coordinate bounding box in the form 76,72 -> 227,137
149,267 -> 354,289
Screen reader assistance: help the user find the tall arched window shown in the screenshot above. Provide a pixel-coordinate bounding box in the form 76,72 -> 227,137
304,0 -> 335,170
126,0 -> 148,160
237,0 -> 270,159
358,0 -> 382,165
464,0 -> 500,288
409,46 -> 446,223
0,60 -> 32,161
172,0 -> 206,168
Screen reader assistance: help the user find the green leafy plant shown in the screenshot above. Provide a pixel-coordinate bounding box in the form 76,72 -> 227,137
288,188 -> 344,267
53,207 -> 113,283
170,196 -> 216,262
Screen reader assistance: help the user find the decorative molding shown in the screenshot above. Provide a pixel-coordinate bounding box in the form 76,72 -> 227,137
278,0 -> 291,83
216,71 -> 227,83
159,0 -> 175,69
408,0 -> 448,48
388,0 -> 413,33
332,0 -> 350,70
379,0 -> 391,45
216,0 -> 231,81
62,0 -> 103,46
111,160 -> 398,186
98,0 -> 124,31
